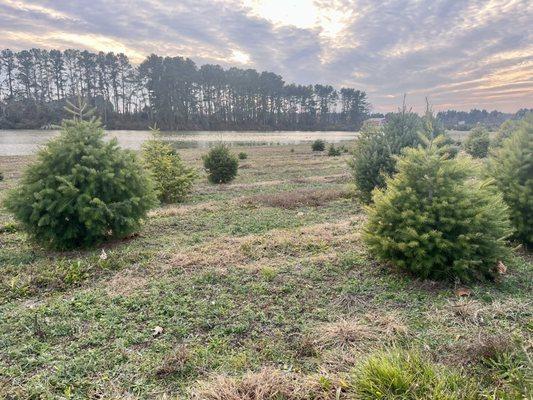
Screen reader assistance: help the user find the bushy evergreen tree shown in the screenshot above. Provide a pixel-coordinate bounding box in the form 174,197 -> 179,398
311,139 -> 326,151
464,126 -> 490,158
383,106 -> 423,153
348,123 -> 393,203
492,119 -> 520,148
327,144 -> 341,156
4,102 -> 157,250
203,144 -> 239,184
142,130 -> 197,203
421,106 -> 460,158
364,137 -> 511,282
488,115 -> 533,246
349,107 -> 423,203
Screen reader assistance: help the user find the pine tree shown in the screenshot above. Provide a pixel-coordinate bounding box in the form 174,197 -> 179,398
202,144 -> 239,184
348,123 -> 393,203
364,137 -> 511,282
488,114 -> 533,246
349,104 -> 423,203
142,128 -> 197,203
382,104 -> 423,153
492,119 -> 520,148
463,125 -> 490,158
4,100 -> 157,249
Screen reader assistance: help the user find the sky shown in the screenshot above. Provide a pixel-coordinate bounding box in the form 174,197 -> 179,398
0,0 -> 532,113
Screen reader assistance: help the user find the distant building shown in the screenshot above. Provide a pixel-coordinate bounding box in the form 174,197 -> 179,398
364,117 -> 386,126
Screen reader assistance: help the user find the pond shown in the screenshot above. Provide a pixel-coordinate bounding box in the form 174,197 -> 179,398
0,130 -> 357,156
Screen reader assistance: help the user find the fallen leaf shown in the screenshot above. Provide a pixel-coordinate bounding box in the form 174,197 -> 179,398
455,287 -> 471,297
152,326 -> 164,336
496,261 -> 507,275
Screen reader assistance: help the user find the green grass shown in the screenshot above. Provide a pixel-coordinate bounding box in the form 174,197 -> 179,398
0,142 -> 531,399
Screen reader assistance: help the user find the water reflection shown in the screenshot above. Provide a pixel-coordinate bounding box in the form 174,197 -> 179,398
0,129 -> 357,156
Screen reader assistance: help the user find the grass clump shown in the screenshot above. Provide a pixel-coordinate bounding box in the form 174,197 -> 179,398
351,349 -> 479,399
463,126 -> 490,158
203,144 -> 239,184
3,110 -> 156,250
311,139 -> 326,152
487,114 -> 532,246
480,345 -> 532,399
364,137 -> 511,282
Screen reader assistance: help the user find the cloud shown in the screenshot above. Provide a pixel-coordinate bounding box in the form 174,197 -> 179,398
0,0 -> 531,112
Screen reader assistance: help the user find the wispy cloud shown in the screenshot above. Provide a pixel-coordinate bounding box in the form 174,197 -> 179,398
0,0 -> 531,112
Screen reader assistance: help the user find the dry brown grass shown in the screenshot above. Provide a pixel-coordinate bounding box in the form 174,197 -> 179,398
290,174 -> 350,184
148,201 -> 221,218
312,312 -> 408,351
241,188 -> 347,209
171,219 -> 362,271
196,179 -> 286,194
465,334 -> 517,364
190,368 -> 342,400
154,345 -> 192,378
427,298 -> 532,328
103,269 -> 150,297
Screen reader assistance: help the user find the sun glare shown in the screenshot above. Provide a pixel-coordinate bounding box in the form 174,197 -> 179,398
230,49 -> 251,64
244,0 -> 350,37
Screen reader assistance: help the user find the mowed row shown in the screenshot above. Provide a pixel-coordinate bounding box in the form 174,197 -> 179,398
0,142 -> 531,398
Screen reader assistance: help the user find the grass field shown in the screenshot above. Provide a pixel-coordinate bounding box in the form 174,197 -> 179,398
0,143 -> 531,399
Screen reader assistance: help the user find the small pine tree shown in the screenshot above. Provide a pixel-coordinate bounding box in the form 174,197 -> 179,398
142,130 -> 197,203
327,144 -> 341,156
488,115 -> 533,246
0,171 -> 4,181
203,144 -> 239,184
420,104 -> 459,158
348,123 -> 393,203
492,119 -> 521,148
349,106 -> 423,203
382,104 -> 423,153
238,152 -> 248,160
364,137 -> 511,282
4,101 -> 157,250
464,126 -> 490,158
311,139 -> 326,151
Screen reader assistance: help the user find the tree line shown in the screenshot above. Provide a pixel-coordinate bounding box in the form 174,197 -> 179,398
436,108 -> 532,130
0,48 -> 370,131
